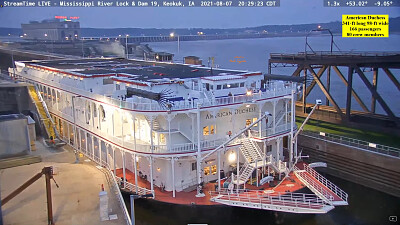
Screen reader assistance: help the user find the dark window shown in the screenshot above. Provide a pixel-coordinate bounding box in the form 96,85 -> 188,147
103,78 -> 113,85
191,162 -> 197,171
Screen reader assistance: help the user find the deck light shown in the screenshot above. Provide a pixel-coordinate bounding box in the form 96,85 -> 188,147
170,32 -> 175,37
246,90 -> 252,96
136,156 -> 139,162
228,151 -> 236,162
157,168 -> 161,172
246,104 -> 250,108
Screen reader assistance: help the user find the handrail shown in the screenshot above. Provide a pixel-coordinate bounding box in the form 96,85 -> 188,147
109,170 -> 132,225
116,177 -> 153,196
210,188 -> 330,209
295,170 -> 335,202
301,130 -> 400,158
270,51 -> 400,58
303,164 -> 348,202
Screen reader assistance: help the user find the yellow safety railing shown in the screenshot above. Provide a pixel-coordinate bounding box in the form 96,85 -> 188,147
28,86 -> 56,140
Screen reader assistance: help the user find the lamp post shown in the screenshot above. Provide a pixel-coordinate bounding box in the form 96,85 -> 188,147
125,34 -> 129,59
81,38 -> 84,58
170,32 -> 180,53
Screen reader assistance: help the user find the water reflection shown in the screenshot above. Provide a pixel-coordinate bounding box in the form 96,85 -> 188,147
123,174 -> 400,225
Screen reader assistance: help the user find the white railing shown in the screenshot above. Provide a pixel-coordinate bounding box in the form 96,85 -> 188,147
303,164 -> 348,203
14,69 -> 294,112
302,131 -> 400,158
67,138 -> 132,225
181,177 -> 198,191
279,161 -> 287,172
210,188 -> 330,210
295,170 -> 335,203
108,171 -> 132,225
250,123 -> 292,138
231,162 -> 252,184
116,177 -> 154,196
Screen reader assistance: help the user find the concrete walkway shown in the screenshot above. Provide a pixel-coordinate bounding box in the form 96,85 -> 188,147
0,140 -> 127,225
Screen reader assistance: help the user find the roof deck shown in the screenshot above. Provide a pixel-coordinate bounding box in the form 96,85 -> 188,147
24,58 -> 257,82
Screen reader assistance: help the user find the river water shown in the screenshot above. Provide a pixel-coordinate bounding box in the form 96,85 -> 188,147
121,36 -> 400,225
125,174 -> 400,225
149,35 -> 400,116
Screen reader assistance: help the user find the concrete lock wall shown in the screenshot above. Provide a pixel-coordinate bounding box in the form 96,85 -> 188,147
298,135 -> 400,198
0,118 -> 30,158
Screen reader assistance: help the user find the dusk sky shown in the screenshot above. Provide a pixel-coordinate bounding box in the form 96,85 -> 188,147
1,0 -> 399,28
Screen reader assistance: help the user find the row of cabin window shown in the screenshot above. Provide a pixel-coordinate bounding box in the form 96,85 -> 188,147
191,162 -> 217,176
203,82 -> 256,91
217,83 -> 245,90
202,118 -> 258,136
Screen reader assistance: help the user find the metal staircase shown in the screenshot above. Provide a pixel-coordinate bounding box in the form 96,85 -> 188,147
145,116 -> 161,131
204,91 -> 215,104
28,85 -> 64,146
231,138 -> 267,185
240,138 -> 263,163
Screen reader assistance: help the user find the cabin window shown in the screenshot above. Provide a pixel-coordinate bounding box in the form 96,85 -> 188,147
240,83 -> 245,87
192,162 -> 197,171
116,84 -> 120,90
204,166 -> 210,176
103,78 -> 113,85
253,118 -> 258,127
251,82 -> 256,88
211,165 -> 217,175
223,84 -> 228,89
231,83 -> 239,88
210,125 -> 215,135
267,145 -> 272,152
246,119 -> 252,126
217,85 -> 222,90
203,125 -> 216,136
160,133 -> 166,144
203,126 -> 209,136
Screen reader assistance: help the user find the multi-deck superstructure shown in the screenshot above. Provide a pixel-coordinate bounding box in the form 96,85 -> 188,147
9,58 -> 348,213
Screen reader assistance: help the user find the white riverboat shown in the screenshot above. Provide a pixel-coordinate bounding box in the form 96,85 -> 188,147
9,57 -> 348,214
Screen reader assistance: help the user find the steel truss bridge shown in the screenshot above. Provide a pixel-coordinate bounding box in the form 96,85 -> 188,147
268,51 -> 400,133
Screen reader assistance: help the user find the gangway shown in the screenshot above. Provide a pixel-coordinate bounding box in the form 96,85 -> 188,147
209,188 -> 334,214
27,85 -> 64,147
294,163 -> 348,206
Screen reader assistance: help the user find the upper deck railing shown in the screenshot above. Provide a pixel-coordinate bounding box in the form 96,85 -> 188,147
12,67 -> 295,112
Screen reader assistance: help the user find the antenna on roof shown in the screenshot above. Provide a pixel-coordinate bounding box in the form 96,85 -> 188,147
208,57 -> 215,75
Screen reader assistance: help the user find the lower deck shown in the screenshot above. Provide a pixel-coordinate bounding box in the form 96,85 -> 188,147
115,168 -> 307,205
